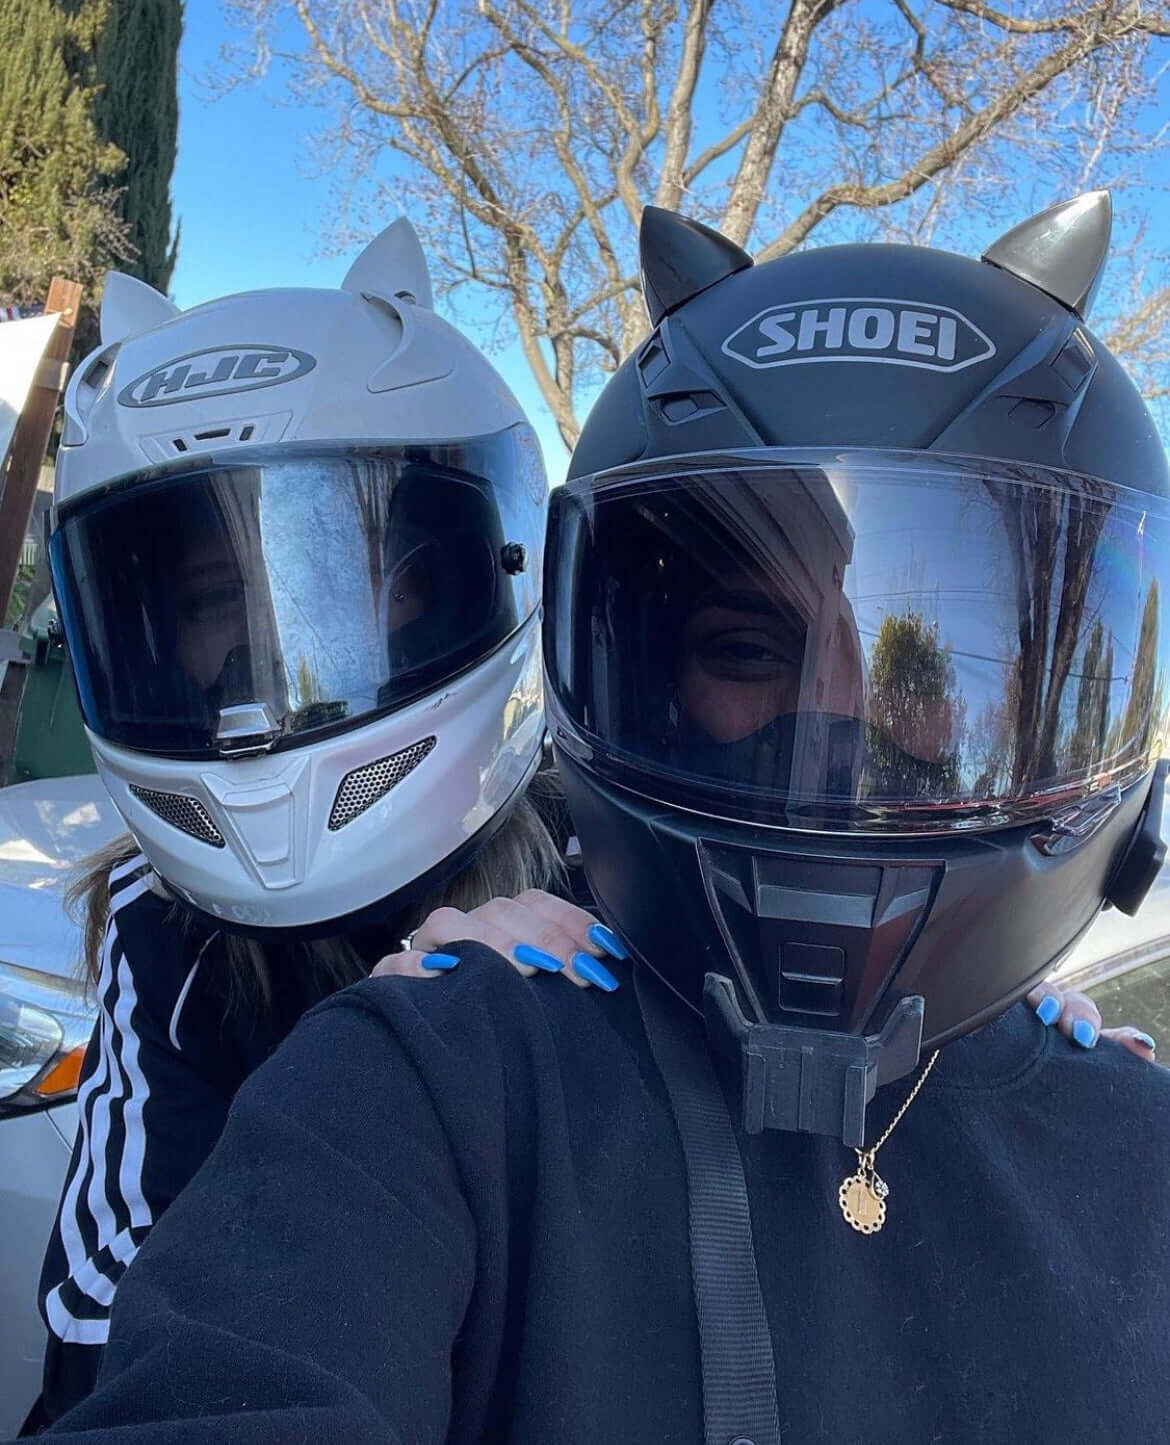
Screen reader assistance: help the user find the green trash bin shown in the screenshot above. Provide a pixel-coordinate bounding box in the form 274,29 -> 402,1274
10,595 -> 96,781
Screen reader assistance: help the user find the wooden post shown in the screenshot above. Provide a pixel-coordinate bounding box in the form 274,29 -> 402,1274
0,278 -> 84,622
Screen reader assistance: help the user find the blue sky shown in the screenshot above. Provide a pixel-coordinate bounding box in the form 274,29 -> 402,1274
171,5 -> 1170,474
170,8 -> 572,479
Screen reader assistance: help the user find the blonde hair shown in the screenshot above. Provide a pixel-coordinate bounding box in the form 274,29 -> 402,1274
69,773 -> 567,1013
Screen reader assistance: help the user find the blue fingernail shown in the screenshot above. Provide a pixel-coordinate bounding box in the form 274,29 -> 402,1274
421,953 -> 460,971
1035,995 -> 1061,1026
1133,1031 -> 1157,1051
514,944 -> 564,973
587,923 -> 629,960
572,953 -> 620,991
1072,1018 -> 1098,1049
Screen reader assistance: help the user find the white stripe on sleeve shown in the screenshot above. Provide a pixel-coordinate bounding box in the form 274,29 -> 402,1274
167,932 -> 218,1052
114,943 -> 153,1231
83,875 -> 153,1260
45,868 -> 155,1340
43,1293 -> 111,1348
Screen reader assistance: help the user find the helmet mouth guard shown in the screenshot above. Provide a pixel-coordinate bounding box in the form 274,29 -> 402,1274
546,449 -> 1170,838
702,973 -> 926,1149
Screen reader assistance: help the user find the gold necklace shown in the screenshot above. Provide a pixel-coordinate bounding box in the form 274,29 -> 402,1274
838,1050 -> 940,1235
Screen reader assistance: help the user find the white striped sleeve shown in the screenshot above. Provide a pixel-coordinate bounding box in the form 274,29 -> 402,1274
43,857 -> 158,1346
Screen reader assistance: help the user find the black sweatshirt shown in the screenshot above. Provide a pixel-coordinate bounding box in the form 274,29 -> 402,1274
29,943 -> 1170,1444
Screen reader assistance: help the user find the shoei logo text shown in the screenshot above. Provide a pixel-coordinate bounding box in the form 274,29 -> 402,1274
722,299 -> 996,373
118,346 -> 317,407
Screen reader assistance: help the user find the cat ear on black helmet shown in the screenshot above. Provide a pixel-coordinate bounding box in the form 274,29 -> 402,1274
982,190 -> 1112,319
639,206 -> 754,326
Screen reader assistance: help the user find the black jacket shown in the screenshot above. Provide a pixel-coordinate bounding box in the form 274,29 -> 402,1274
32,944 -> 1170,1444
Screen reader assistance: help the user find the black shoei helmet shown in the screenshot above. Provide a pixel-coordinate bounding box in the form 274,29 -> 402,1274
546,192 -> 1170,1144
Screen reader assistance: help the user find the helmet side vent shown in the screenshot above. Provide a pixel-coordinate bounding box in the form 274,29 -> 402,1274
85,355 -> 113,391
329,737 -> 437,831
129,785 -> 226,847
659,390 -> 724,424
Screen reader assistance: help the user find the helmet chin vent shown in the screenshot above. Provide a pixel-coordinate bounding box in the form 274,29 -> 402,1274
328,736 -> 437,831
129,785 -> 226,847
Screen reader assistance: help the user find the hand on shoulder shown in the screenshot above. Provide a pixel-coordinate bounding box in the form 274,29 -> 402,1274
372,891 -> 628,993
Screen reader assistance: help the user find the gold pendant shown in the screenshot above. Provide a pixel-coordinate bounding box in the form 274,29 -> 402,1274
838,1169 -> 888,1234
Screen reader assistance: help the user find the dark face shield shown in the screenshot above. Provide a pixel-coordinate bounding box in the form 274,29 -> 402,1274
51,432 -> 544,757
546,450 -> 1170,833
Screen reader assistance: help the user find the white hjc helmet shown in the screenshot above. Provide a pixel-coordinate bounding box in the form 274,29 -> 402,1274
51,220 -> 548,934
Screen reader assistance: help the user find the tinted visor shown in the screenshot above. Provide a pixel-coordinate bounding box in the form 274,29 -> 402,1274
52,432 -> 544,756
546,451 -> 1170,831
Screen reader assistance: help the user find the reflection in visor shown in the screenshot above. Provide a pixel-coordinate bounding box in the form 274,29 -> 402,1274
51,435 -> 544,756
547,452 -> 1170,832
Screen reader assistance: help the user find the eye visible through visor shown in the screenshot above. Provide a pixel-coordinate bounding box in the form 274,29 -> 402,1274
51,434 -> 544,757
545,450 -> 1170,833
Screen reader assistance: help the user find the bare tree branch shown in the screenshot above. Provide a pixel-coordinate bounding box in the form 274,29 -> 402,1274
220,0 -> 1170,441
655,0 -> 716,208
477,2 -> 623,294
721,0 -> 848,244
506,0 -> 654,225
934,0 -> 1170,38
1106,285 -> 1170,358
757,1 -> 1166,261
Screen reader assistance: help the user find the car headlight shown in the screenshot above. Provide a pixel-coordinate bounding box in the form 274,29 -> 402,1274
0,961 -> 95,1115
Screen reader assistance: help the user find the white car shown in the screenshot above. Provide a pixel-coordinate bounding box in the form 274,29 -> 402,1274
1056,792 -> 1170,989
0,775 -> 123,1434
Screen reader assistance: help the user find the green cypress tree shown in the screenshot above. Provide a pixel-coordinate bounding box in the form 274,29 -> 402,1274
93,0 -> 182,296
0,0 -> 129,307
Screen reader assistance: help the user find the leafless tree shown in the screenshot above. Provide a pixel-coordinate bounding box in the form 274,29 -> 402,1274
221,0 -> 1170,445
